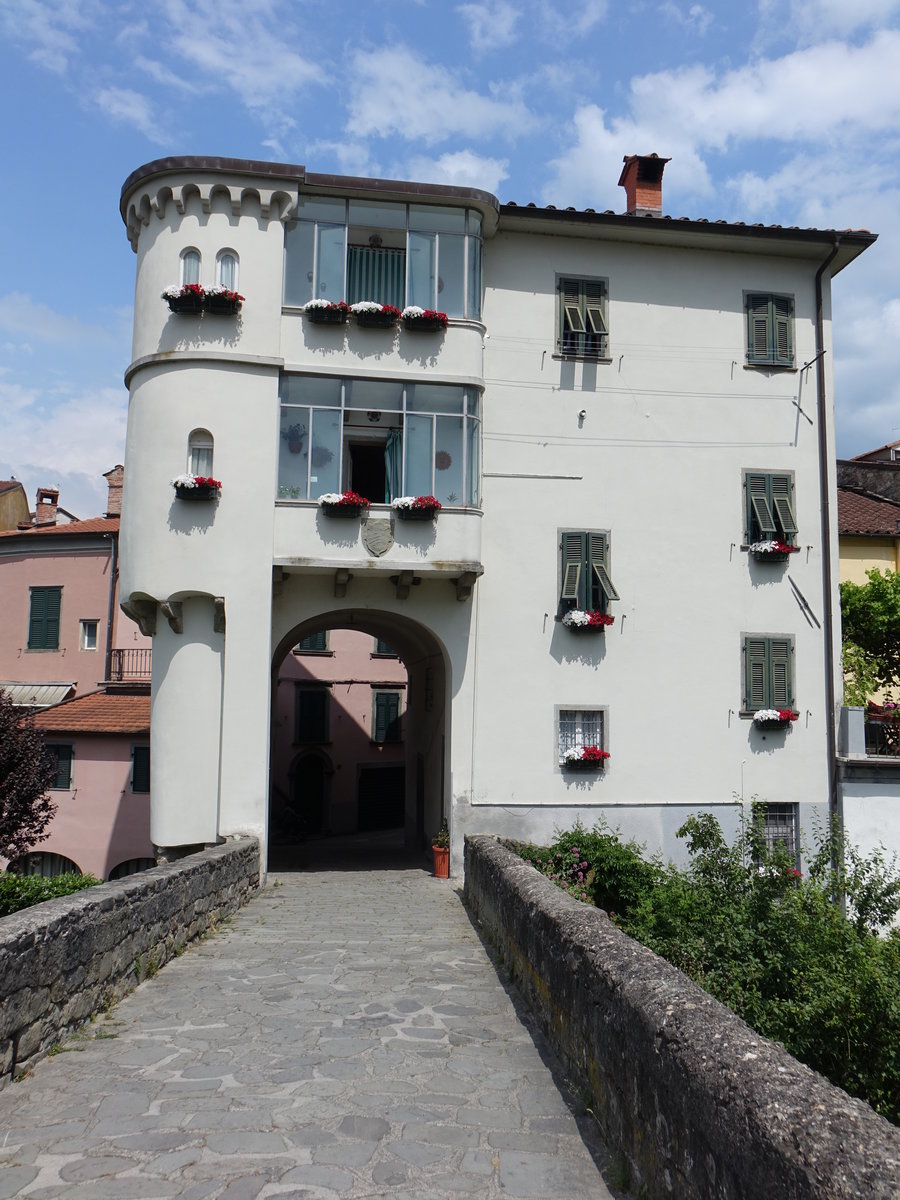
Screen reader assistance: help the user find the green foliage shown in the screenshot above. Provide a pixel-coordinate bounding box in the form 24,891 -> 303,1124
516,808 -> 900,1124
516,819 -> 659,915
842,640 -> 883,707
0,871 -> 99,917
841,568 -> 900,693
0,689 -> 57,860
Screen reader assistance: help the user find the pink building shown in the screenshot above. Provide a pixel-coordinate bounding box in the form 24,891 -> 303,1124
0,468 -> 154,879
270,629 -> 407,854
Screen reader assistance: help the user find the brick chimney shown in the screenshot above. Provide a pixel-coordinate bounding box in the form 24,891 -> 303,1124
34,486 -> 59,526
103,464 -> 124,517
618,153 -> 671,216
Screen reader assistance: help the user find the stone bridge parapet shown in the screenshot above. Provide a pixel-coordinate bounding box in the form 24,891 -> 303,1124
0,838 -> 259,1088
464,834 -> 900,1200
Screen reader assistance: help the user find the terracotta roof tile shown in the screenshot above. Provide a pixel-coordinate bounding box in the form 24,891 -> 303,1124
30,690 -> 150,735
0,516 -> 119,539
838,488 -> 900,536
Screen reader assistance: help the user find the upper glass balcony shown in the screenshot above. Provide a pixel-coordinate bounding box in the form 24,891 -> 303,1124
283,197 -> 483,319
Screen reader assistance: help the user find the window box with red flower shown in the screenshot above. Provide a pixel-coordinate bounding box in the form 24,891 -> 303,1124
562,610 -> 614,631
172,473 -> 221,501
205,284 -> 244,315
391,495 -> 442,521
303,299 -> 350,325
162,283 -> 205,315
560,746 -> 610,770
402,306 -> 449,332
750,540 -> 799,563
351,301 -> 401,328
752,708 -> 798,730
318,490 -> 369,517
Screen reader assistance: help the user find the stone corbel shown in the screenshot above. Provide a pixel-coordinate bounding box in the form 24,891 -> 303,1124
454,572 -> 479,602
334,568 -> 352,599
213,597 -> 226,634
120,597 -> 157,637
391,571 -> 418,600
160,600 -> 184,634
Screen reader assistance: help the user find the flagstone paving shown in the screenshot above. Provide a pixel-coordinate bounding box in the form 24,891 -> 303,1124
0,851 -> 619,1199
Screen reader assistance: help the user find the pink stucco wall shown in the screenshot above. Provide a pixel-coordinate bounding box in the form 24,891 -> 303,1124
271,629 -> 407,837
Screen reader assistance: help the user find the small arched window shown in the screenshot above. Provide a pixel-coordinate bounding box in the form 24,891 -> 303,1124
181,249 -> 201,286
217,250 -> 238,291
188,428 -> 214,477
9,852 -> 82,878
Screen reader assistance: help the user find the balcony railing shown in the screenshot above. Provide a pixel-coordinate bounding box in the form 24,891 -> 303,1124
109,648 -> 152,682
865,716 -> 900,757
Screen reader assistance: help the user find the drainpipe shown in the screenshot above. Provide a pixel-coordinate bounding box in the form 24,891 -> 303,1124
103,531 -> 118,683
814,237 -> 841,849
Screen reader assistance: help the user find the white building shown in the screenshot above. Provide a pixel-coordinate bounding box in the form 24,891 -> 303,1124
119,154 -> 875,873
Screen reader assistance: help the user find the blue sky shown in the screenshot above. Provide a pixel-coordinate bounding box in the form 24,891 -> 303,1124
2,0 -> 899,517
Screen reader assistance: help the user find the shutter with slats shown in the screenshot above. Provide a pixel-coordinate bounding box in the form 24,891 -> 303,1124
588,533 -> 618,605
560,278 -> 583,353
773,297 -> 793,365
769,639 -> 792,707
747,295 -> 771,363
747,474 -> 776,539
297,689 -> 327,743
584,280 -> 608,356
560,532 -> 585,606
47,744 -> 73,789
745,638 -> 769,710
28,587 -> 61,650
132,746 -> 151,793
771,474 -> 797,537
374,692 -> 400,743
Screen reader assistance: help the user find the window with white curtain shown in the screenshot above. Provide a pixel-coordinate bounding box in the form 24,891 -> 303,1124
188,428 -> 214,476
181,249 -> 201,286
217,251 -> 238,290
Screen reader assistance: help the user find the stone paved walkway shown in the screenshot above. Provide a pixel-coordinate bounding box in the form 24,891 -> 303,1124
0,855 -> 618,1199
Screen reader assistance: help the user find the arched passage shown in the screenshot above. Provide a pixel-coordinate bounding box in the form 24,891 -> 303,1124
268,608 -> 449,870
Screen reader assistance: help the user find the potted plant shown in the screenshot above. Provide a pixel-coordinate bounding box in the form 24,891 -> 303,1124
391,495 -> 442,521
752,708 -> 798,730
562,610 -> 614,630
749,540 -> 799,562
205,284 -> 244,315
402,306 -> 449,332
432,819 -> 450,878
171,473 -> 221,501
162,283 -> 205,315
303,299 -> 350,325
281,423 -> 307,454
318,490 -> 369,517
351,301 -> 401,328
560,745 -> 609,770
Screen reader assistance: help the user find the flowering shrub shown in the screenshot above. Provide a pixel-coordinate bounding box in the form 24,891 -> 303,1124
303,299 -> 349,315
562,610 -> 614,628
318,490 -> 368,507
753,708 -> 797,724
171,473 -> 221,490
749,540 -> 798,555
868,700 -> 900,721
391,495 -> 442,512
561,745 -> 610,765
162,283 -> 205,300
401,306 -> 449,328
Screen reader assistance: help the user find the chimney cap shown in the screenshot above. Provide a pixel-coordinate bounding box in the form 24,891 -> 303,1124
617,153 -> 671,188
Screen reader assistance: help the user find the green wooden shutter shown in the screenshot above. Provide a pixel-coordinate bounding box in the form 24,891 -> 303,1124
746,474 -> 776,539
773,297 -> 793,365
374,691 -> 400,743
297,631 -> 327,653
28,587 -> 61,650
588,533 -> 618,605
560,278 -> 583,353
45,744 -> 72,789
769,638 -> 792,707
747,295 -> 771,363
297,689 -> 327,742
560,533 -> 586,606
132,746 -> 150,793
771,474 -> 797,537
584,280 -> 608,356
745,638 -> 769,709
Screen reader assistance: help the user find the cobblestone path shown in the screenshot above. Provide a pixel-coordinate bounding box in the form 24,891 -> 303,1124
0,861 -> 617,1199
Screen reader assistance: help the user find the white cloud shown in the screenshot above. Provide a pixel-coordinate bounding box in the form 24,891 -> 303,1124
759,0 -> 900,41
658,3 -> 714,35
0,0 -> 98,74
94,86 -> 169,145
404,150 -> 509,195
346,46 -> 535,145
0,294 -> 115,346
457,1 -> 520,53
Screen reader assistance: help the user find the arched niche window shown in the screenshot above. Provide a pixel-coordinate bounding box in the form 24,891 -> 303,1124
188,428 -> 214,477
181,249 -> 201,286
217,250 -> 239,291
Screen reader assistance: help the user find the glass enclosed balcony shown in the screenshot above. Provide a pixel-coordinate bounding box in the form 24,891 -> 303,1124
283,198 -> 483,320
278,375 -> 481,509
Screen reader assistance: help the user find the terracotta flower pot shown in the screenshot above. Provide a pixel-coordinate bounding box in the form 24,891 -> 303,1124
432,846 -> 450,878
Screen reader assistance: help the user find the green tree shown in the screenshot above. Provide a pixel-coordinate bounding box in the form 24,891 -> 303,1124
0,689 -> 57,861
840,568 -> 900,698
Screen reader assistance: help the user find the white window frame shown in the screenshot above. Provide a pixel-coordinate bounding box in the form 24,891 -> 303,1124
79,619 -> 98,651
556,707 -> 605,765
180,249 -> 201,286
188,428 -> 214,477
216,250 -> 239,291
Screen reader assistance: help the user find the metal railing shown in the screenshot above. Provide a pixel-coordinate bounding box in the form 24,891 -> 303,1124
865,717 -> 900,757
108,648 -> 152,682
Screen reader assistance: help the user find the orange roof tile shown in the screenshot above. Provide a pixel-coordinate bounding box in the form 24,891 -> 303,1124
30,690 -> 150,735
0,516 -> 119,539
838,488 -> 900,536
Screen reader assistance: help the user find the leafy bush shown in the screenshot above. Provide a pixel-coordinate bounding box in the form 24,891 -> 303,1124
516,810 -> 900,1124
0,871 -> 100,917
